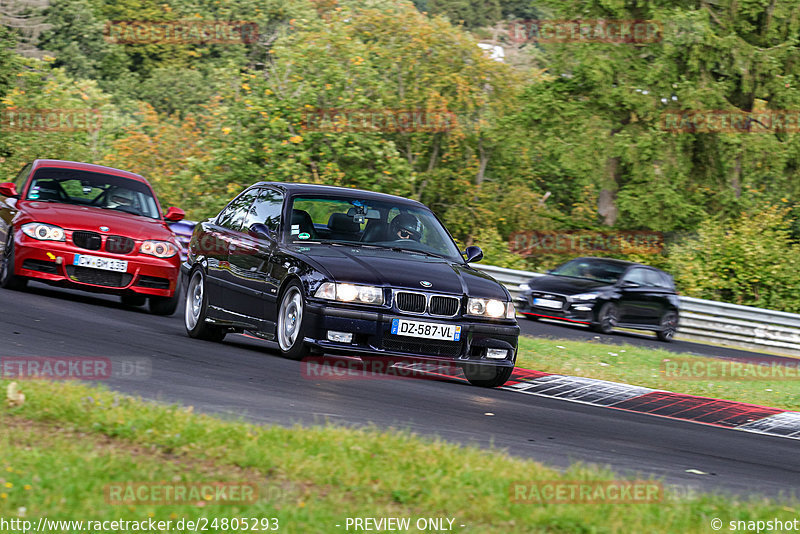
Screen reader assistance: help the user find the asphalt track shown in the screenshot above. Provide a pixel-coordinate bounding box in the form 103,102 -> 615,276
3,282 -> 800,500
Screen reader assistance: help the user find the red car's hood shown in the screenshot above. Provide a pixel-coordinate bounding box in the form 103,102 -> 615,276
20,201 -> 172,240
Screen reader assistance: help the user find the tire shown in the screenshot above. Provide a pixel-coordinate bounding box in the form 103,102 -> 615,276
184,268 -> 227,341
149,292 -> 180,316
277,281 -> 310,361
0,230 -> 27,290
523,314 -> 539,321
592,302 -> 617,334
656,311 -> 679,342
121,293 -> 147,307
463,364 -> 513,388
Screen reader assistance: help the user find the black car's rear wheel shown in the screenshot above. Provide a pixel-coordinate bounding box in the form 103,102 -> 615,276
184,268 -> 227,341
277,281 -> 310,361
0,231 -> 27,290
463,364 -> 513,388
592,302 -> 617,334
657,311 -> 679,342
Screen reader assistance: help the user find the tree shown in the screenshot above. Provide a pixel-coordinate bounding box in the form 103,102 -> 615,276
668,204 -> 800,312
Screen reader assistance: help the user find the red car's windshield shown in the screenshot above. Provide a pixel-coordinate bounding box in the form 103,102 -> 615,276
25,167 -> 161,219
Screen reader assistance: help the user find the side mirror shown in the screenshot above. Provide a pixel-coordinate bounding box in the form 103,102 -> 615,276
164,207 -> 185,222
464,245 -> 483,263
249,223 -> 276,241
545,269 -> 554,274
0,182 -> 18,198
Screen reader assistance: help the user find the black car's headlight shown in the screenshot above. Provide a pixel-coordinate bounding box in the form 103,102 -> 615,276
519,283 -> 531,291
571,292 -> 599,301
467,298 -> 515,319
21,222 -> 65,241
315,282 -> 384,305
141,240 -> 178,258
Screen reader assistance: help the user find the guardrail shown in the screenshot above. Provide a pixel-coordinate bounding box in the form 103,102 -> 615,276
473,264 -> 800,357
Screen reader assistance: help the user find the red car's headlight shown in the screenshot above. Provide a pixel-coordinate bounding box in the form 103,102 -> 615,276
21,222 -> 66,241
140,240 -> 177,258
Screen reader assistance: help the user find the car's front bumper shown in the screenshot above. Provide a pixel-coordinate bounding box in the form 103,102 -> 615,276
13,235 -> 179,297
516,294 -> 595,324
303,301 -> 519,368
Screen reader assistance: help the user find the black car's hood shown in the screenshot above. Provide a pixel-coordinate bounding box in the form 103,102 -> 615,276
529,275 -> 613,295
291,244 -> 508,299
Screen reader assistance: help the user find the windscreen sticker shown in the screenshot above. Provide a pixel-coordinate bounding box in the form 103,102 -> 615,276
298,233 -> 311,240
291,224 -> 300,235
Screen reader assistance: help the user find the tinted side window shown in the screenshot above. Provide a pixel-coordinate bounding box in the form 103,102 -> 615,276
623,268 -> 648,285
644,269 -> 665,288
13,163 -> 32,190
217,188 -> 260,231
244,188 -> 283,232
658,271 -> 676,290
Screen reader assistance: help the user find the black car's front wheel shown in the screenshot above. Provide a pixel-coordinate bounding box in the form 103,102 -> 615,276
0,231 -> 27,290
592,302 -> 617,334
184,268 -> 227,342
277,281 -> 310,361
463,364 -> 513,388
657,311 -> 679,342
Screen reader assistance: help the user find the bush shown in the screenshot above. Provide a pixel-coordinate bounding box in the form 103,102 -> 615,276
667,205 -> 800,312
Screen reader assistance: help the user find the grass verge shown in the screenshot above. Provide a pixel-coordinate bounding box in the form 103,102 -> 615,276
515,335 -> 800,410
1,378 -> 799,533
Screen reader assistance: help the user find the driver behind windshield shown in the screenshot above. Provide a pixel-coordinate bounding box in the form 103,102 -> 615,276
390,212 -> 423,241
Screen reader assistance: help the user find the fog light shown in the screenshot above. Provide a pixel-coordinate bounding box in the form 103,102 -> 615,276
327,331 -> 353,343
575,305 -> 592,311
486,348 -> 508,359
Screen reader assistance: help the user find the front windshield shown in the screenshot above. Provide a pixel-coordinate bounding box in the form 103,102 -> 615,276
24,167 -> 161,219
549,258 -> 628,284
288,195 -> 463,261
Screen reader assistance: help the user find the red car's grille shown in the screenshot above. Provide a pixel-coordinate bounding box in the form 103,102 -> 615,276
65,266 -> 133,287
72,231 -> 102,251
105,235 -> 135,254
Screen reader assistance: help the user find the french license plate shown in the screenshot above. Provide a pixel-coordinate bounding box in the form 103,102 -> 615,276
391,318 -> 461,341
533,297 -> 562,310
73,254 -> 128,273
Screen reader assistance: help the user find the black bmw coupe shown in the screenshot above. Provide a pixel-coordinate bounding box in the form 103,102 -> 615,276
182,182 -> 519,387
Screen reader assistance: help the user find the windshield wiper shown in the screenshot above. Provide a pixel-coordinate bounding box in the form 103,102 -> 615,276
388,246 -> 447,259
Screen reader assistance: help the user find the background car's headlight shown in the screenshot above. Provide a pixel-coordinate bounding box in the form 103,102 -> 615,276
572,292 -> 599,301
467,298 -> 509,318
519,283 -> 530,291
140,240 -> 177,258
21,222 -> 65,241
315,282 -> 384,305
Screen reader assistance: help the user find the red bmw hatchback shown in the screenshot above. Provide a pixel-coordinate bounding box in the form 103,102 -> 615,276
0,160 -> 185,315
